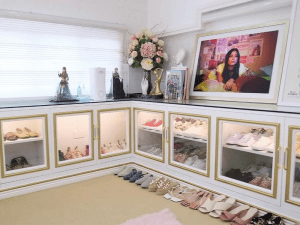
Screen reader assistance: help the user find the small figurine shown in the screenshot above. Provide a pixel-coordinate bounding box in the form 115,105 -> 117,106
150,68 -> 164,96
112,68 -> 125,99
173,49 -> 186,67
53,67 -> 78,102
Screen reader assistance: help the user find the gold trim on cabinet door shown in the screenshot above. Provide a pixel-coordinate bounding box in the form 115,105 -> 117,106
285,126 -> 300,207
168,112 -> 211,177
97,107 -> 132,159
133,107 -> 165,163
0,114 -> 50,178
215,117 -> 280,198
53,110 -> 94,168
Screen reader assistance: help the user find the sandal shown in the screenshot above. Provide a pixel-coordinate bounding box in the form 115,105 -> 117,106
164,186 -> 188,200
231,207 -> 258,225
15,128 -> 30,139
170,188 -> 197,202
198,194 -> 227,213
220,205 -> 250,222
156,180 -> 180,195
180,190 -> 205,207
4,132 -> 18,141
250,212 -> 273,225
209,197 -> 236,218
148,177 -> 167,192
24,127 -> 39,137
189,192 -> 212,209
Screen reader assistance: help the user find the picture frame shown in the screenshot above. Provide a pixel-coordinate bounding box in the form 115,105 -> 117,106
278,0 -> 300,106
164,70 -> 185,100
189,21 -> 289,104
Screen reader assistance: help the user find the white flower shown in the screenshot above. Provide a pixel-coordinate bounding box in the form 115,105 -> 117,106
131,51 -> 138,58
145,30 -> 153,37
128,57 -> 134,66
141,27 -> 149,34
141,58 -> 153,71
152,37 -> 158,43
163,52 -> 169,62
132,39 -> 139,46
135,32 -> 142,38
158,40 -> 164,47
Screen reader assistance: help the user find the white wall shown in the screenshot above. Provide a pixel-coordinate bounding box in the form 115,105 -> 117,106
0,0 -> 147,32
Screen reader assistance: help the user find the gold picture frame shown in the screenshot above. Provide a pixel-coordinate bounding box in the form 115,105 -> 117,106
189,21 -> 289,103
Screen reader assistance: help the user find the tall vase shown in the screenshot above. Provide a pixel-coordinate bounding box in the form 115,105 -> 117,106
142,70 -> 152,95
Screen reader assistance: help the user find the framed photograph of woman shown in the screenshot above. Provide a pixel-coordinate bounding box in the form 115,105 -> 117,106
189,21 -> 289,103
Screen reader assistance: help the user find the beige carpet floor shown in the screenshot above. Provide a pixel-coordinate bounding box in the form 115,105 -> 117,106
0,174 -> 228,225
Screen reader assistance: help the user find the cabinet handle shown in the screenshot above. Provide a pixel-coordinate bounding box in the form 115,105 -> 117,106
284,147 -> 288,170
162,127 -> 165,142
277,145 -> 281,151
165,127 -> 169,143
93,125 -> 99,140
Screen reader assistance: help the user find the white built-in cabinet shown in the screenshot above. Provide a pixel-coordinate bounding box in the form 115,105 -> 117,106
0,101 -> 299,222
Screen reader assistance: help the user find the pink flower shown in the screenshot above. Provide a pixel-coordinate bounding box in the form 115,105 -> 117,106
156,57 -> 161,63
130,35 -> 137,40
140,42 -> 157,58
152,37 -> 158,43
157,51 -> 163,57
131,51 -> 138,58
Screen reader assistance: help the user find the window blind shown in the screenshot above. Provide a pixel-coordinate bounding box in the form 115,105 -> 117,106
0,17 -> 125,99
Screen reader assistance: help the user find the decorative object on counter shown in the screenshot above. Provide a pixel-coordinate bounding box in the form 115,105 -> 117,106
51,67 -> 78,102
127,28 -> 168,96
173,49 -> 186,68
189,21 -> 288,104
112,68 -> 126,99
164,70 -> 185,100
149,68 -> 164,99
89,67 -> 106,101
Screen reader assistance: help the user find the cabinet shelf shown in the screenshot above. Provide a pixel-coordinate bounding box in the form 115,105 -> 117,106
174,133 -> 207,143
139,127 -> 162,134
223,144 -> 273,157
4,137 -> 43,145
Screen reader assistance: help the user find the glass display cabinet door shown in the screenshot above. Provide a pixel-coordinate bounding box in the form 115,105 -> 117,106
54,110 -> 94,167
134,108 -> 165,162
98,108 -> 131,158
169,112 -> 210,176
0,115 -> 49,178
285,126 -> 300,206
216,118 -> 280,197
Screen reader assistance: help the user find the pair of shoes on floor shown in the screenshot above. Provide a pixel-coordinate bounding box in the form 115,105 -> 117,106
136,173 -> 156,188
250,212 -> 284,225
220,205 -> 258,225
114,166 -> 135,177
148,177 -> 179,195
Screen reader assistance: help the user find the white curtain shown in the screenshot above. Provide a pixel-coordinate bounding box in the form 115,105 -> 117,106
0,17 -> 125,99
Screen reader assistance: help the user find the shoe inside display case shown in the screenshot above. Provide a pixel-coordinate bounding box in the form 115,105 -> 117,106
169,114 -> 209,175
1,116 -> 49,177
99,109 -> 130,157
217,119 -> 278,196
135,109 -> 164,161
54,111 -> 93,166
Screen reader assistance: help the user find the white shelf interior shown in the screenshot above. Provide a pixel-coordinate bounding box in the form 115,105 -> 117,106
223,144 -> 273,157
4,137 -> 44,145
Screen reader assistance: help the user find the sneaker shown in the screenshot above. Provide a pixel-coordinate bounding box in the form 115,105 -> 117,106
225,132 -> 245,145
135,173 -> 151,185
118,167 -> 134,177
143,119 -> 156,127
129,171 -> 143,182
114,165 -> 127,175
123,169 -> 137,180
141,175 -> 156,189
236,130 -> 259,147
241,164 -> 258,173
265,139 -> 275,152
184,155 -> 198,166
252,136 -> 273,151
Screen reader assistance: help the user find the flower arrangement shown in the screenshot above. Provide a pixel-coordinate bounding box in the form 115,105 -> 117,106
127,28 -> 168,71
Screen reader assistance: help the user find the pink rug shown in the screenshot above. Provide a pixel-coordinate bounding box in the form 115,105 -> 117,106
120,208 -> 182,225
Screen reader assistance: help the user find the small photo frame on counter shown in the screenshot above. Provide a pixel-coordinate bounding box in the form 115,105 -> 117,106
164,70 -> 185,100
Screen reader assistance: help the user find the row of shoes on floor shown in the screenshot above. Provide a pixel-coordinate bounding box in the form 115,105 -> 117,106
140,146 -> 162,157
101,139 -> 127,154
174,143 -> 207,170
58,145 -> 89,161
114,166 -> 284,225
225,128 -> 274,152
6,156 -> 31,171
4,127 -> 39,141
173,116 -> 208,140
225,163 -> 272,189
